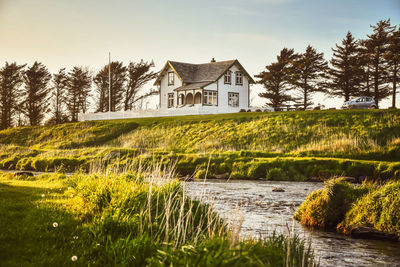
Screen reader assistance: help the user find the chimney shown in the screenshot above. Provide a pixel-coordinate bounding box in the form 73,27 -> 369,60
210,58 -> 216,63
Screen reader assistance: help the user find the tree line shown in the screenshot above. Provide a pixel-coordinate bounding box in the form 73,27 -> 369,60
256,19 -> 400,110
0,60 -> 157,129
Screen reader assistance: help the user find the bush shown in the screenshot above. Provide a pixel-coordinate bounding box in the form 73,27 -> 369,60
294,178 -> 371,229
266,168 -> 288,181
340,181 -> 400,236
194,169 -> 207,179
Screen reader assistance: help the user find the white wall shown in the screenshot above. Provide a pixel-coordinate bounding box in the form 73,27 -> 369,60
216,64 -> 250,111
159,66 -> 182,110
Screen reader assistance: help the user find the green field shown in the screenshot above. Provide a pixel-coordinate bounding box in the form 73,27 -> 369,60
1,109 -> 399,181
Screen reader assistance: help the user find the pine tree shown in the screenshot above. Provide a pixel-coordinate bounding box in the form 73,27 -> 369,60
22,62 -> 52,126
255,48 -> 299,109
385,25 -> 400,108
0,62 -> 25,129
66,67 -> 92,122
93,61 -> 127,112
124,60 -> 158,111
50,68 -> 69,124
362,19 -> 395,107
290,45 -> 329,109
358,39 -> 374,97
329,32 -> 363,101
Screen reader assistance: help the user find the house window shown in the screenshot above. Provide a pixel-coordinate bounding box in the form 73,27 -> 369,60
235,71 -> 243,85
224,71 -> 232,84
228,92 -> 239,107
168,93 -> 174,108
178,93 -> 184,105
168,72 -> 174,85
203,91 -> 217,106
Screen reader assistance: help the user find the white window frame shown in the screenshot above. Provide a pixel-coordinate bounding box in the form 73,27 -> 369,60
168,93 -> 174,108
228,92 -> 239,107
203,91 -> 217,106
235,71 -> 243,85
168,72 -> 174,86
224,71 -> 232,84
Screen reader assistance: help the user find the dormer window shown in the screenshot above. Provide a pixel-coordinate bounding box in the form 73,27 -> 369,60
224,71 -> 232,84
235,71 -> 243,85
168,72 -> 174,85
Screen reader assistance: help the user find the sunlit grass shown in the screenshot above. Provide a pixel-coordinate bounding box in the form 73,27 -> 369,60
0,166 -> 317,266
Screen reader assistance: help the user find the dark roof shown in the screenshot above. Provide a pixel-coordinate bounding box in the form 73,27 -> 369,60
154,59 -> 255,85
173,81 -> 213,91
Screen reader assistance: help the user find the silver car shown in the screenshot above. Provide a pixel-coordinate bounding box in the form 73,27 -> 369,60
342,96 -> 377,109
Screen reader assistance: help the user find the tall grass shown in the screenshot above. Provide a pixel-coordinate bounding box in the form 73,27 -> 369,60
0,163 -> 318,266
294,177 -> 400,239
116,110 -> 400,156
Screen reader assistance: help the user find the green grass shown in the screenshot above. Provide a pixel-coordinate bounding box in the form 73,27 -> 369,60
294,178 -> 400,238
0,171 -> 317,266
1,109 -> 399,157
0,109 -> 399,181
340,181 -> 400,236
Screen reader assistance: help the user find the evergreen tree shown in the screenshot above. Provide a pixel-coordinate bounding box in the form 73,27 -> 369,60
255,48 -> 299,109
358,39 -> 374,97
329,32 -> 364,101
362,19 -> 395,107
290,45 -> 329,109
50,68 -> 69,124
22,62 -> 52,126
93,61 -> 127,112
124,60 -> 158,111
0,62 -> 25,129
385,25 -> 400,108
66,67 -> 92,122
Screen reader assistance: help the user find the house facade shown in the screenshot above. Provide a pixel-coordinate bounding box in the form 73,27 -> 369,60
78,59 -> 256,121
155,59 -> 255,115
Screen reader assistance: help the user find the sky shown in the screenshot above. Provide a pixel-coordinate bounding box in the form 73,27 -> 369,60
1,0 -> 400,109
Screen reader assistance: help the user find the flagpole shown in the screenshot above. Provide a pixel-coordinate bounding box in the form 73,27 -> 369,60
108,52 -> 111,113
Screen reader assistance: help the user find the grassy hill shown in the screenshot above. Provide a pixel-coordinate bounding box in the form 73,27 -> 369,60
1,109 -> 400,180
1,110 -> 399,264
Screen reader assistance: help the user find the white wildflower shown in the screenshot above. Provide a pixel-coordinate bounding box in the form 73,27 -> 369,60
71,255 -> 78,261
53,222 -> 58,228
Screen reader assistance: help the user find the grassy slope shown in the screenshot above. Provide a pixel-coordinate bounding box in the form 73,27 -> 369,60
0,172 -> 316,266
0,109 -> 400,180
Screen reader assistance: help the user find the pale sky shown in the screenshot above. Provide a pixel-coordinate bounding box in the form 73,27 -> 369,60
1,0 -> 400,109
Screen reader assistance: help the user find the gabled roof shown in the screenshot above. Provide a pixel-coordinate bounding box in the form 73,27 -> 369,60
154,59 -> 255,85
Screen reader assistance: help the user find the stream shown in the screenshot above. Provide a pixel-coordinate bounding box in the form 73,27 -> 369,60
184,180 -> 400,267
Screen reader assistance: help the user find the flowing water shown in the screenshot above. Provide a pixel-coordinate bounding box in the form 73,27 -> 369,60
185,180 -> 400,267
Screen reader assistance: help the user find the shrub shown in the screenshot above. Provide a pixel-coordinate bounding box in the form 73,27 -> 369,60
194,169 -> 207,180
266,168 -> 288,181
341,181 -> 400,236
294,178 -> 371,229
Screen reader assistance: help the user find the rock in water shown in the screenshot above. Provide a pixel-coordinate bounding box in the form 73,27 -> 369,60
272,187 -> 285,192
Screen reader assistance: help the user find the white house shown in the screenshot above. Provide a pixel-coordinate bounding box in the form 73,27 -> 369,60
79,59 -> 256,121
154,58 -> 255,115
